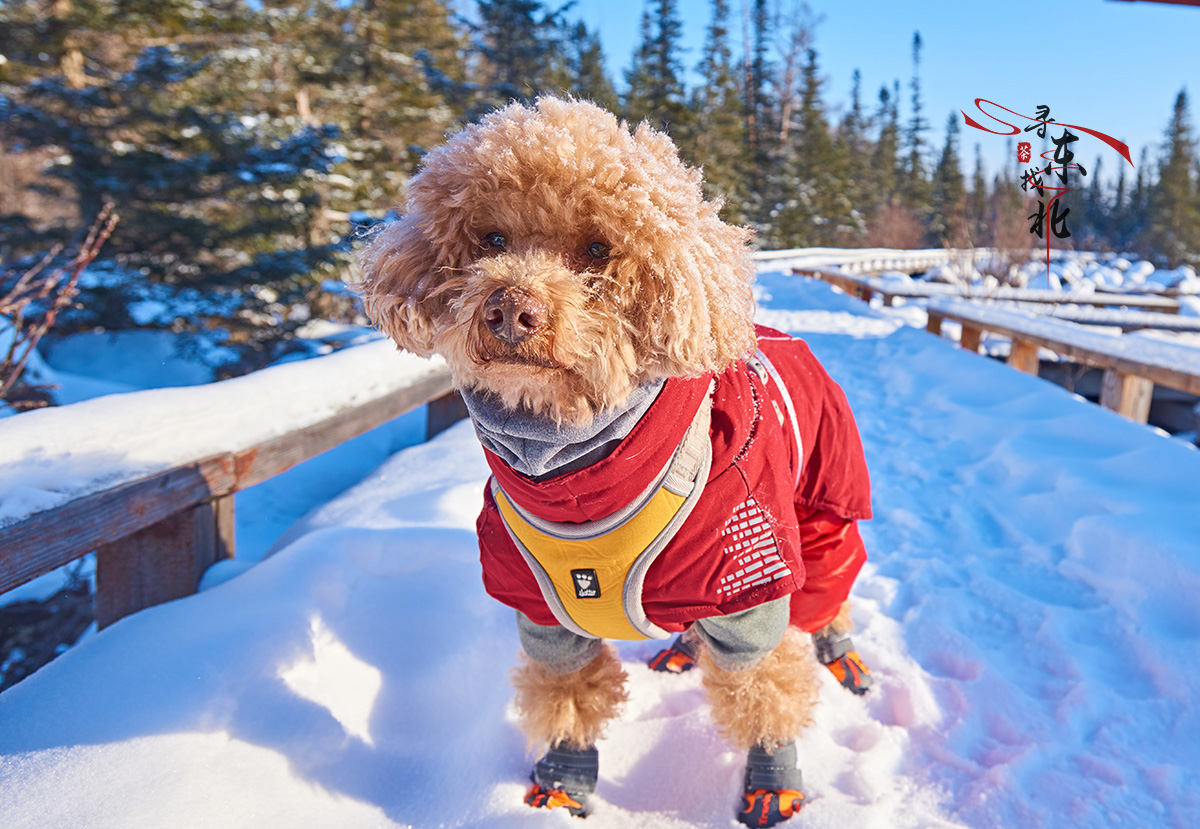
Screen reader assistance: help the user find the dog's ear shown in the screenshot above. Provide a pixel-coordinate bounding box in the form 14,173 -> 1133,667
631,217 -> 758,377
622,124 -> 759,375
357,216 -> 442,356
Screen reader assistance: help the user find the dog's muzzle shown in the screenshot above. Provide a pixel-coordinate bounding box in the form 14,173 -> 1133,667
483,287 -> 548,345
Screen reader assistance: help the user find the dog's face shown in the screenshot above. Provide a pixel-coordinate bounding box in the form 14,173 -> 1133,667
359,97 -> 756,424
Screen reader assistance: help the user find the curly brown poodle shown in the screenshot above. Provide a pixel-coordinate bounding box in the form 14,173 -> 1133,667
359,96 -> 874,826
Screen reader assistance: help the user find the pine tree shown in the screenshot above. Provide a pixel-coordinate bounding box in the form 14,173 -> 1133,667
969,142 -> 989,244
1077,155 -> 1106,249
1141,89 -> 1200,266
339,0 -> 467,188
566,22 -> 619,112
1122,146 -> 1153,253
869,83 -> 901,209
0,3 -> 370,368
769,44 -> 848,249
745,0 -> 772,186
623,0 -> 690,134
472,0 -> 567,113
1111,162 -> 1131,249
929,111 -> 965,242
684,0 -> 751,224
833,69 -> 871,245
902,32 -> 931,217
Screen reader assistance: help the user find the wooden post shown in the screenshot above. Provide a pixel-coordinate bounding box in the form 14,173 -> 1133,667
882,294 -> 895,307
859,287 -> 874,303
426,390 -> 469,440
926,312 -> 943,336
960,324 -> 983,354
95,495 -> 235,629
1008,338 -> 1041,375
1099,369 -> 1154,423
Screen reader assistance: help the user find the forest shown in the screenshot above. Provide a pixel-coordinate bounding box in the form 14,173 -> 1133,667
2,0 -> 1199,392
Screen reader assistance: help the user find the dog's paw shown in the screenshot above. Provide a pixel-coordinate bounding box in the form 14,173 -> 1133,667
813,630 -> 873,695
823,650 -> 873,695
526,742 -> 597,817
525,782 -> 587,817
647,634 -> 697,673
738,789 -> 805,827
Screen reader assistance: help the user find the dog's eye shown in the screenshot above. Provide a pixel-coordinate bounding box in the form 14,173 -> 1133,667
482,231 -> 507,251
586,241 -> 610,261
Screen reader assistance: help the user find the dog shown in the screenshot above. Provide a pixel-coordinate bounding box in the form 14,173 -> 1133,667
359,96 -> 874,826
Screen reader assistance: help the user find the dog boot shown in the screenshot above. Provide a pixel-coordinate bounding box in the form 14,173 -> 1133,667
813,629 -> 873,695
524,742 -> 598,818
647,634 -> 697,673
737,741 -> 805,827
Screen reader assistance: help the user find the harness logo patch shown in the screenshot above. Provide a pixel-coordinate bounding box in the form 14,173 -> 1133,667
571,569 -> 600,599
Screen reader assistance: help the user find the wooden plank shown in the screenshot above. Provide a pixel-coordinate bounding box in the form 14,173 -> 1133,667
1099,370 -> 1155,423
95,496 -> 234,628
960,325 -> 983,354
926,312 -> 943,336
427,391 -> 469,440
1008,338 -> 1041,375
232,370 -> 454,490
0,368 -> 454,596
0,456 -> 236,596
926,306 -> 1200,397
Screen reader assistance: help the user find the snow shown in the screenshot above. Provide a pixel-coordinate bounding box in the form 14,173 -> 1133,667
0,338 -> 445,529
3,268 -> 1199,827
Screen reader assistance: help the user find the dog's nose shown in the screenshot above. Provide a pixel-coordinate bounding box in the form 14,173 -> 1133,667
483,288 -> 548,344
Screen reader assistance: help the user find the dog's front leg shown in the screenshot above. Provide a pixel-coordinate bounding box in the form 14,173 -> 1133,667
511,613 -> 627,816
695,600 -> 819,827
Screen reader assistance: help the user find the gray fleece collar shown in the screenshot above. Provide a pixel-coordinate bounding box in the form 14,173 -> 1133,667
463,379 -> 666,479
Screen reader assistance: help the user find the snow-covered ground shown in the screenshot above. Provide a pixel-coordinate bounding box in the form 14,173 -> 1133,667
2,267 -> 1198,828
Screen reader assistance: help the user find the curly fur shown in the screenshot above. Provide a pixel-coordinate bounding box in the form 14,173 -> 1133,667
698,628 -> 820,752
358,96 -> 757,424
821,600 -> 855,637
511,643 -> 629,751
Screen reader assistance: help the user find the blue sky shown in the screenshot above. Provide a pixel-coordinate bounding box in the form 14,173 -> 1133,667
573,0 -> 1200,184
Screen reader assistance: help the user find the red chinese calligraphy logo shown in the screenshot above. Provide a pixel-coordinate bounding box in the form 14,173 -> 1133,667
961,99 -> 1133,278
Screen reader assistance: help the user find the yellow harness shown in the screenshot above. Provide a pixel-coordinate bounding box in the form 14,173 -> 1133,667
491,395 -> 713,640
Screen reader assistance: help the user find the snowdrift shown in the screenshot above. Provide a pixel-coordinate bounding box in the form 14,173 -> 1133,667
2,273 -> 1199,828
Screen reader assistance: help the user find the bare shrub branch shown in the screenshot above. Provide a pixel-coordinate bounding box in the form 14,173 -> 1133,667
1,204 -> 119,408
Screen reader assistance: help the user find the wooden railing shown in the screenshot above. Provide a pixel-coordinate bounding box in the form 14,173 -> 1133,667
925,298 -> 1200,423
0,364 -> 464,628
756,246 -> 994,275
796,268 -> 1182,313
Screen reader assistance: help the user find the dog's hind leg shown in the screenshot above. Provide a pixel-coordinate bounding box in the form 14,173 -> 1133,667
812,601 -> 874,695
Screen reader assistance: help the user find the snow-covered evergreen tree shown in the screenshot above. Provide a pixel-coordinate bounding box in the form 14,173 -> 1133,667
1141,89 -> 1200,266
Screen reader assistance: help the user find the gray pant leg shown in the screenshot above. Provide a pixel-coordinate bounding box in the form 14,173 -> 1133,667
692,595 -> 790,672
516,611 -> 604,675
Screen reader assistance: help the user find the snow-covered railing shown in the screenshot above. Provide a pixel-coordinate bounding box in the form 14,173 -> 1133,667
1014,306 -> 1200,333
797,268 -> 1183,313
757,246 -> 990,275
0,342 -> 460,627
925,297 -> 1200,423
